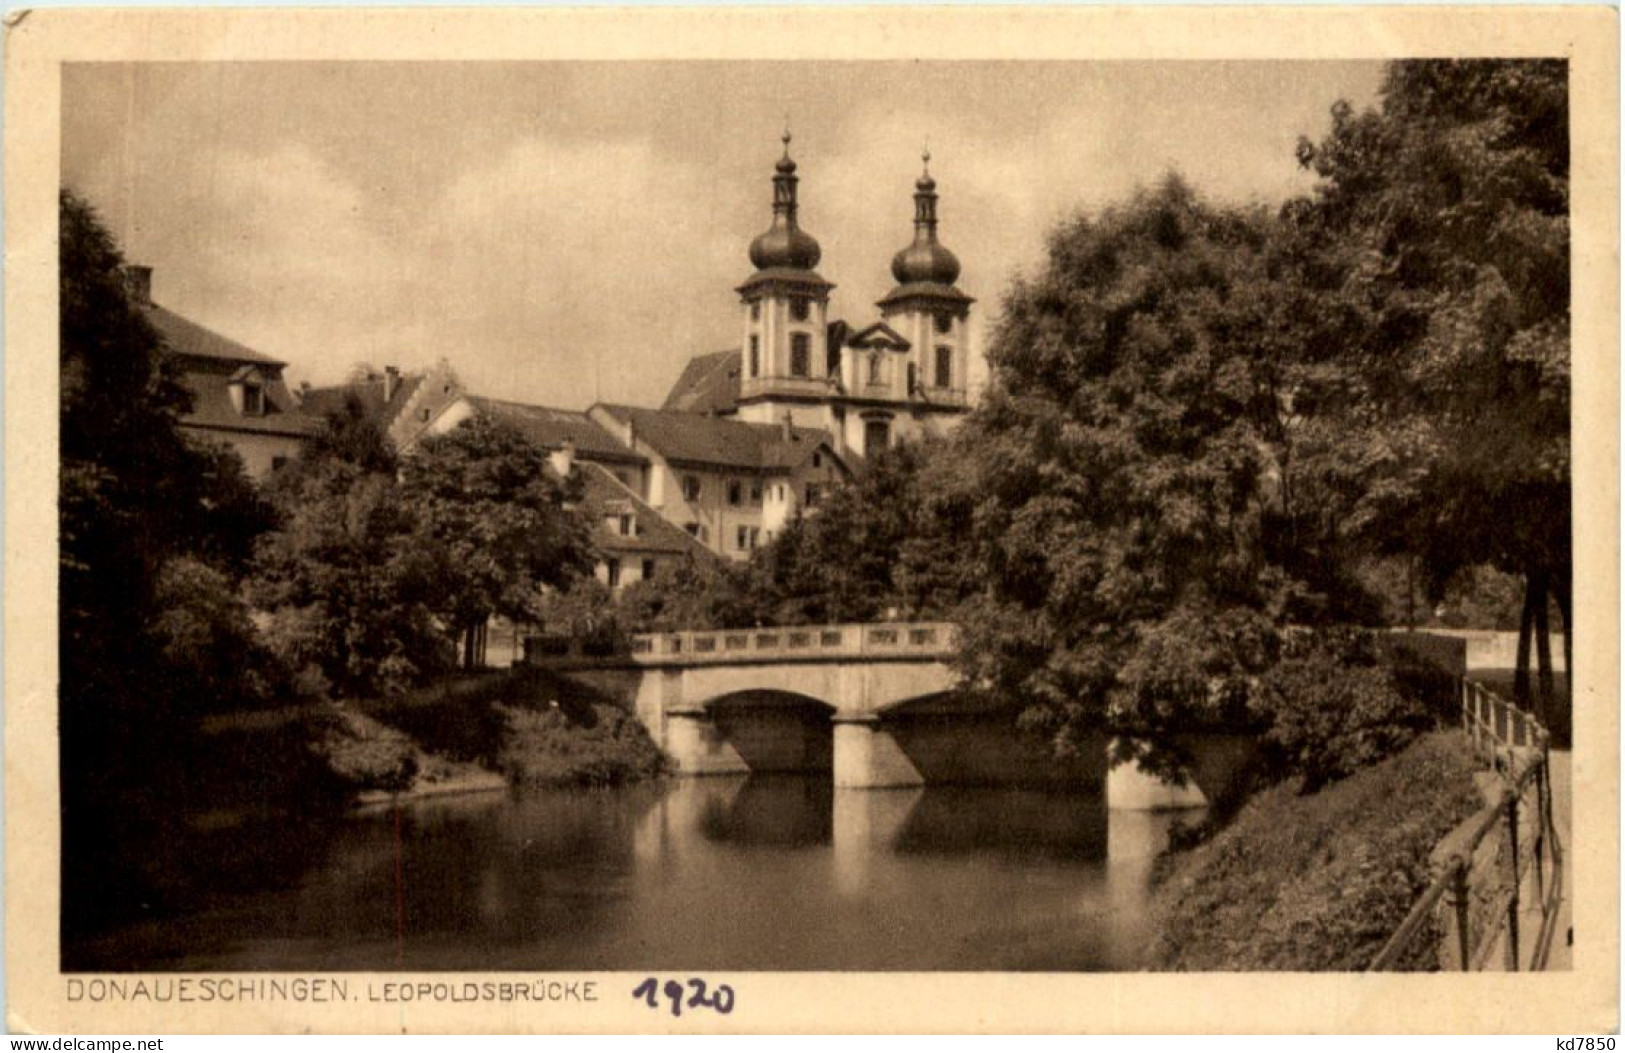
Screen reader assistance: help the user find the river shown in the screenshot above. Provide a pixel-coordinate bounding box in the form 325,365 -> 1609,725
67,776 -> 1193,972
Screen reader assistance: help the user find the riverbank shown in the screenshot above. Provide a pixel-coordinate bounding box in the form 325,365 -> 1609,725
1145,731 -> 1483,971
327,666 -> 664,800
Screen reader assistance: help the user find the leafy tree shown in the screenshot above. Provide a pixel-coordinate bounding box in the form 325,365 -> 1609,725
59,189 -> 280,942
249,411 -> 450,696
750,441 -> 976,625
947,177 -> 1312,761
615,556 -> 765,632
1293,60 -> 1570,708
399,415 -> 596,668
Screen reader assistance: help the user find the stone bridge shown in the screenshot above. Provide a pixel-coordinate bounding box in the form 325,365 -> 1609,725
532,622 -> 1252,802
626,623 -> 965,788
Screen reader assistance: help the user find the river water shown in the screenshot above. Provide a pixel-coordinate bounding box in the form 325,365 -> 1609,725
69,776 -> 1191,972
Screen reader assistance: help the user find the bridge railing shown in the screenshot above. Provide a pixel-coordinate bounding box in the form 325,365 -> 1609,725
626,622 -> 958,665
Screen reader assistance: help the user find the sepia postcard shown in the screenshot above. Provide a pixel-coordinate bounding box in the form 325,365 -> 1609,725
5,4 -> 1619,1035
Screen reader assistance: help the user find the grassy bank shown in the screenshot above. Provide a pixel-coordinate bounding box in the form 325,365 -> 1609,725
334,666 -> 665,793
1147,731 -> 1483,971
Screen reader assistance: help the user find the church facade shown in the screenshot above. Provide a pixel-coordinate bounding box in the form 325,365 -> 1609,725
663,134 -> 975,462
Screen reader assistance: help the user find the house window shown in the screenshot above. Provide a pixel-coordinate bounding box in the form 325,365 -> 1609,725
750,481 -> 762,503
727,480 -> 743,506
790,334 -> 811,377
805,483 -> 823,507
683,475 -> 702,502
749,527 -> 760,549
865,419 -> 890,458
642,558 -> 656,580
606,559 -> 621,588
750,301 -> 761,321
868,353 -> 882,385
907,362 -> 917,394
271,455 -> 289,472
619,514 -> 635,536
242,383 -> 265,416
790,297 -> 810,322
736,525 -> 750,550
749,335 -> 760,377
812,452 -> 822,468
934,312 -> 953,335
936,345 -> 953,388
684,522 -> 700,538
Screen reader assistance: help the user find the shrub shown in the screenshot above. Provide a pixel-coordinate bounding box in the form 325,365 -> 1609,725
314,709 -> 419,792
1252,630 -> 1434,793
1148,731 -> 1483,970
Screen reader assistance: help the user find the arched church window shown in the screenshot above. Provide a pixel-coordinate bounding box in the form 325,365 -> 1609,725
790,298 -> 810,323
750,301 -> 761,322
934,312 -> 953,335
936,345 -> 953,388
790,334 -> 811,377
749,335 -> 760,377
868,352 -> 882,385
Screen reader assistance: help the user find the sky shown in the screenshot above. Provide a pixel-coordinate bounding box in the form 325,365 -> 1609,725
62,61 -> 1385,410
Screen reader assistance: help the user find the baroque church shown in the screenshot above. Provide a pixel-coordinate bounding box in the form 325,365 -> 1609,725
664,132 -> 975,461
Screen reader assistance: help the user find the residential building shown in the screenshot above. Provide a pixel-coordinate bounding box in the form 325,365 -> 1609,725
587,403 -> 851,559
122,266 -> 320,478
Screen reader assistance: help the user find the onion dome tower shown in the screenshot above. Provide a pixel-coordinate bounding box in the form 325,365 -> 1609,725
737,130 -> 836,417
878,149 -> 973,403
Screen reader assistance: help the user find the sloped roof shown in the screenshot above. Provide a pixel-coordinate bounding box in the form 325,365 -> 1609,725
593,403 -> 838,472
579,463 -> 716,559
172,368 -> 321,438
661,348 -> 741,415
470,396 -> 647,467
300,372 -> 425,428
143,303 -> 286,367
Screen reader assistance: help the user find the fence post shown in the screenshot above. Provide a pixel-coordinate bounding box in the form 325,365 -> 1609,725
1449,862 -> 1472,970
1505,793 -> 1521,971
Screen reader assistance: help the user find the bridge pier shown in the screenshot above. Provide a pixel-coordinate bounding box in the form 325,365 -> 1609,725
832,716 -> 925,789
663,708 -> 750,776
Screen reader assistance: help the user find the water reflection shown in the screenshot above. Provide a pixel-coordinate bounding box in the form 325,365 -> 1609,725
68,775 -> 1193,972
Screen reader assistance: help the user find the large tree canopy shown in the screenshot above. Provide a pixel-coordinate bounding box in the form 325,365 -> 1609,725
1293,59 -> 1571,703
948,177 -> 1311,761
400,415 -> 596,667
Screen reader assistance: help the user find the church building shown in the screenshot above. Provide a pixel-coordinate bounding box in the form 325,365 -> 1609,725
663,134 -> 974,462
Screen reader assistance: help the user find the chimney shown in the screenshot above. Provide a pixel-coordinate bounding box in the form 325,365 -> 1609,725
120,264 -> 152,307
383,365 -> 400,402
781,409 -> 794,442
549,439 -> 577,479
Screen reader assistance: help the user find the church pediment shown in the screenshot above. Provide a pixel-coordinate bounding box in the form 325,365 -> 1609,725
846,320 -> 911,350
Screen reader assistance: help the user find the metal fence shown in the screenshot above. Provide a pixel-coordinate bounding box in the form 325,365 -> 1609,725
1368,678 -> 1565,971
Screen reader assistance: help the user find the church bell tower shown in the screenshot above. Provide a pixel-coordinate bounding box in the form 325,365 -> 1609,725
735,131 -> 836,426
877,150 -> 973,408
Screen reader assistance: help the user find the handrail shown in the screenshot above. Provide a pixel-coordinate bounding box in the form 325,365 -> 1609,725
1368,674 -> 1563,971
623,622 -> 959,666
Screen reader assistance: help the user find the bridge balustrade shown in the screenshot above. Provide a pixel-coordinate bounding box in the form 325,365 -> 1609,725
626,622 -> 957,666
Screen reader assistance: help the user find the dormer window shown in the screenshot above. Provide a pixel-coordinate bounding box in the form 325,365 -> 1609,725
228,366 -> 268,417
